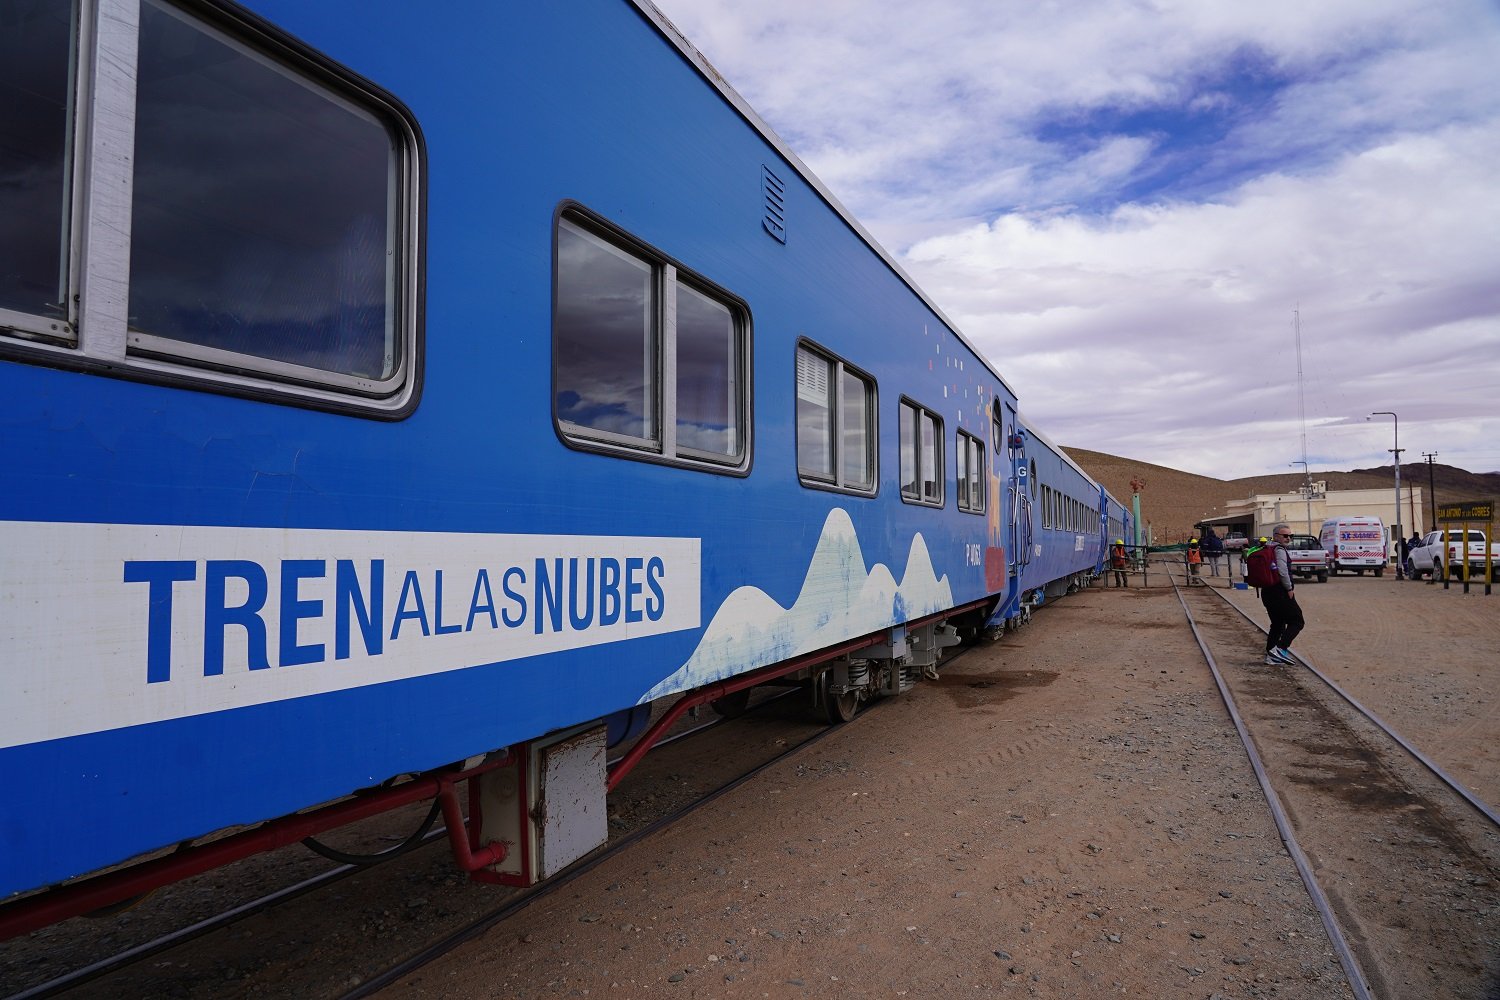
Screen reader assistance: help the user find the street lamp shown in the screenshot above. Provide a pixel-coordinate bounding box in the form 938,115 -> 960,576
1369,411 -> 1404,579
1289,461 -> 1313,535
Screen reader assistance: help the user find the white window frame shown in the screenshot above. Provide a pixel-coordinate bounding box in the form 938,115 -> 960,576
957,428 -> 985,514
795,340 -> 877,495
899,398 -> 944,507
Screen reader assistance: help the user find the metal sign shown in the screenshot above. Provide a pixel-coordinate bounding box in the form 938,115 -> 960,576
1437,500 -> 1494,522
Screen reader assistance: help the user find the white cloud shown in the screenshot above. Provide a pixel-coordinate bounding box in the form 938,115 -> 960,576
900,123 -> 1500,476
655,0 -> 1500,475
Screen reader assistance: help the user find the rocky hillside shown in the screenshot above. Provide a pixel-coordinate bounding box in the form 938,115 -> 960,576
1062,447 -> 1500,543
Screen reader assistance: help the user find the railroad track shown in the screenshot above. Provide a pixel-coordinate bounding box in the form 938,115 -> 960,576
1168,571 -> 1500,1000
338,688 -> 903,998
0,685 -> 878,999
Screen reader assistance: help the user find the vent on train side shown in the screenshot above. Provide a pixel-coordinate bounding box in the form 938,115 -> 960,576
762,164 -> 786,243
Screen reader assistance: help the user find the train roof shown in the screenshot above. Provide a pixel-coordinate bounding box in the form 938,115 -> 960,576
633,1 -> 1018,401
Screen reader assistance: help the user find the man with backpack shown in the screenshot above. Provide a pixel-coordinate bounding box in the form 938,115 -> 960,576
1246,524 -> 1303,665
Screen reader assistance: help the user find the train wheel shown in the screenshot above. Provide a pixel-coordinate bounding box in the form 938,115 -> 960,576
709,689 -> 751,718
819,671 -> 858,724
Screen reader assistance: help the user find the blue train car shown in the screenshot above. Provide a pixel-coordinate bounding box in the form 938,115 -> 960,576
1002,418 -> 1117,610
1106,494 -> 1135,558
1,0 -> 1114,921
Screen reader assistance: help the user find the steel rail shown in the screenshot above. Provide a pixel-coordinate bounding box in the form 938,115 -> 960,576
4,689 -> 804,1000
4,848 -> 414,1000
1170,578 -> 1374,1000
1198,578 -> 1500,828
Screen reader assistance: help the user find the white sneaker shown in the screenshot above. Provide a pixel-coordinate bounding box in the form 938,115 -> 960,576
1273,647 -> 1295,664
1264,653 -> 1281,665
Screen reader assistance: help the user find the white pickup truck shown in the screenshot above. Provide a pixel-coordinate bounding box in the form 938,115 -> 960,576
1407,529 -> 1500,580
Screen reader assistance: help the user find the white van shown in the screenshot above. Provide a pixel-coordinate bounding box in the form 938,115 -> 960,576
1319,516 -> 1387,576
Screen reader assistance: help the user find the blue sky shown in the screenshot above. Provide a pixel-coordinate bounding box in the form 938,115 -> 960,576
653,0 -> 1500,479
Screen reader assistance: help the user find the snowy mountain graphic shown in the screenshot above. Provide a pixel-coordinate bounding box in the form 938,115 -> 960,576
639,508 -> 953,702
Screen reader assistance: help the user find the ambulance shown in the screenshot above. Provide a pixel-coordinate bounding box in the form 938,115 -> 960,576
1318,516 -> 1388,576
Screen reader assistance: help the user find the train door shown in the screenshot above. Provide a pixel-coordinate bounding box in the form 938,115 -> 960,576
984,401 -> 1010,595
986,402 -> 1029,626
1096,486 -> 1110,572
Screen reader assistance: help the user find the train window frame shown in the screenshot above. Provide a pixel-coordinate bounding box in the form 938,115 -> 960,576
0,0 -> 425,418
552,205 -> 752,476
794,339 -> 877,496
956,428 -> 985,514
898,397 -> 944,507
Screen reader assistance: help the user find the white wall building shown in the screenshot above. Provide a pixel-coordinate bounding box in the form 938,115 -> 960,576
1199,483 -> 1425,546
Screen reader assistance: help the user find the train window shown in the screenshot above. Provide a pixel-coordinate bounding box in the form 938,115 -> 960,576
677,283 -> 742,460
0,0 -> 75,341
555,210 -> 750,472
956,436 -> 967,508
127,0 -> 401,385
795,342 -> 875,494
0,0 -> 422,414
898,398 -> 943,506
556,221 -> 657,445
957,429 -> 984,513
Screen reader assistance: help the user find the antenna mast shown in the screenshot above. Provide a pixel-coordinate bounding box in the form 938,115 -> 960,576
1295,307 -> 1308,471
1294,308 -> 1311,509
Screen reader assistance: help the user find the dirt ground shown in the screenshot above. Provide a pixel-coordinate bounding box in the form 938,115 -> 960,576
382,570 -> 1499,999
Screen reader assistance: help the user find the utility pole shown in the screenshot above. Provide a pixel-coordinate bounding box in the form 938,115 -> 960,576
1423,452 -> 1438,533
1370,412 -> 1403,578
1289,460 -> 1313,534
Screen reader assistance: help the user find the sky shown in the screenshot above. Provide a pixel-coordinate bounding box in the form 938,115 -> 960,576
652,0 -> 1500,480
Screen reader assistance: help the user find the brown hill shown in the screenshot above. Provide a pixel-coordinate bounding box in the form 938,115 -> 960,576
1063,447 -> 1500,544
1062,448 -> 1232,543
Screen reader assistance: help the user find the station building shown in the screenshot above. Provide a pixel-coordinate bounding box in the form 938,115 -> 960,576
1197,483 -> 1426,546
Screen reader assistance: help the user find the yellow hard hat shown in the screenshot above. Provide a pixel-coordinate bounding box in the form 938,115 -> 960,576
1190,538 -> 1198,543
1115,539 -> 1123,544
